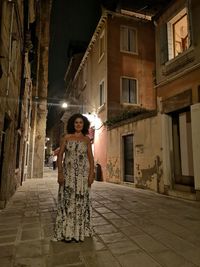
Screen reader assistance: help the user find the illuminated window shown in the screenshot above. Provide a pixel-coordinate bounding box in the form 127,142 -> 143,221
167,8 -> 190,59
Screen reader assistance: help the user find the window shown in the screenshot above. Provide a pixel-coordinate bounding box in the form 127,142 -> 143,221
121,78 -> 137,104
120,26 -> 137,53
99,81 -> 105,106
99,31 -> 105,59
167,8 -> 190,60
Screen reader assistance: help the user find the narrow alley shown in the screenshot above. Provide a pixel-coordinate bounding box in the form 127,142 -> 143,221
0,168 -> 200,267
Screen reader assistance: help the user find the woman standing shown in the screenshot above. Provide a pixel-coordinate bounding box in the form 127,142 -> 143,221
53,113 -> 94,242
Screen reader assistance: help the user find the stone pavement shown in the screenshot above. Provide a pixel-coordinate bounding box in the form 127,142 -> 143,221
0,168 -> 200,267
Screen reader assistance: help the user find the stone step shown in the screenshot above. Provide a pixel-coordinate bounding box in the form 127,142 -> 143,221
168,189 -> 196,201
173,184 -> 195,193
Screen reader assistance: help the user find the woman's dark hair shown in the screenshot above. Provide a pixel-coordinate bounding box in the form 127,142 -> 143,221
67,113 -> 90,135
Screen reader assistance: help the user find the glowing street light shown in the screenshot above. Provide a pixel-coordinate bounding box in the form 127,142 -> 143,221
61,102 -> 68,108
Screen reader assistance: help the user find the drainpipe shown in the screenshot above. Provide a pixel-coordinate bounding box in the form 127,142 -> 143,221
6,1 -> 15,96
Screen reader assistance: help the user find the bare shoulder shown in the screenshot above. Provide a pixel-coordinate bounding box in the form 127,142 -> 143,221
84,135 -> 91,144
60,134 -> 70,143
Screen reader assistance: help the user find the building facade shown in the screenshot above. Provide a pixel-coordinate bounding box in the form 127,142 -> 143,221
63,2 -> 200,200
155,0 -> 200,200
0,0 -> 51,208
63,10 -> 157,188
0,0 -> 25,208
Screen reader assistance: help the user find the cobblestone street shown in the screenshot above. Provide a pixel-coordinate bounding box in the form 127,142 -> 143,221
0,168 -> 200,267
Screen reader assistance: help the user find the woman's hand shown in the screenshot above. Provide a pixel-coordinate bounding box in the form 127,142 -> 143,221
88,172 -> 95,187
58,172 -> 64,186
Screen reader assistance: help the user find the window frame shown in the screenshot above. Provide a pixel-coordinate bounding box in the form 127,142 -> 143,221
99,79 -> 105,108
120,25 -> 138,55
99,30 -> 105,61
167,7 -> 190,60
120,76 -> 138,105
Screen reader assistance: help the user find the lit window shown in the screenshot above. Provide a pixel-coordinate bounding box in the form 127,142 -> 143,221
99,31 -> 105,59
99,81 -> 105,106
167,8 -> 190,59
120,26 -> 137,53
121,78 -> 137,104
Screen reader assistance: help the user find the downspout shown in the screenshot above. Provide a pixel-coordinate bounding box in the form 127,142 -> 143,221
6,1 -> 15,96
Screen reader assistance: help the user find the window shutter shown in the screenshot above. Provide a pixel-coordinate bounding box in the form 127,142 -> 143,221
130,79 -> 137,104
99,81 -> 104,106
188,0 -> 198,46
122,78 -> 129,102
129,29 -> 136,52
121,27 -> 128,51
160,23 -> 168,64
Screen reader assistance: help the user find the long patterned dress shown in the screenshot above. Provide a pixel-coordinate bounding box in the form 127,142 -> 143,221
53,140 -> 93,241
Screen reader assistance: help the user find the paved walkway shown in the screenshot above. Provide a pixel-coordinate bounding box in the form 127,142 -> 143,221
0,168 -> 200,267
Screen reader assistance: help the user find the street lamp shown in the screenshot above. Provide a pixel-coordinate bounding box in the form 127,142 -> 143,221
61,102 -> 68,108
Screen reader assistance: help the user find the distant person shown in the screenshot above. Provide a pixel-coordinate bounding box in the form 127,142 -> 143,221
52,154 -> 57,170
48,154 -> 53,169
52,113 -> 94,242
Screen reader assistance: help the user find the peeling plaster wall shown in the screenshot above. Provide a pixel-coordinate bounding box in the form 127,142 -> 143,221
107,128 -> 121,183
107,114 -> 164,193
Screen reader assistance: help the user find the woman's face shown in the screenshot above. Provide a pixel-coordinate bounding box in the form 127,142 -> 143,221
74,117 -> 84,133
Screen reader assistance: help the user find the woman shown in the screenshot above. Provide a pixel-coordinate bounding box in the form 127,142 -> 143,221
53,113 -> 94,242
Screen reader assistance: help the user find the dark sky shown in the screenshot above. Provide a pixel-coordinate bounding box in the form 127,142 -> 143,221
47,0 -> 103,129
48,0 -> 102,100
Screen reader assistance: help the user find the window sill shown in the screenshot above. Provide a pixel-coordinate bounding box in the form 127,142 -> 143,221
120,50 -> 138,56
121,103 -> 139,107
163,46 -> 195,75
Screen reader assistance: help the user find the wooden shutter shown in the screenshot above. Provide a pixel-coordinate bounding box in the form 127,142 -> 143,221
121,27 -> 128,51
160,23 -> 168,64
129,28 -> 136,52
188,0 -> 199,46
100,81 -> 104,106
122,78 -> 129,103
129,79 -> 137,104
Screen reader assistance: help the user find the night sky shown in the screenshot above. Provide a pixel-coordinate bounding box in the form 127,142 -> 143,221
47,0 -> 103,128
48,0 -> 102,100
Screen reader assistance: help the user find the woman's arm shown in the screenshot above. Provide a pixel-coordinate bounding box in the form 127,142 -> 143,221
87,137 -> 95,187
57,135 -> 67,185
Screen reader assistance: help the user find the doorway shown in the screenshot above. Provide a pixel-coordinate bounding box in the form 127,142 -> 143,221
123,134 -> 134,182
171,108 -> 194,187
0,114 -> 11,187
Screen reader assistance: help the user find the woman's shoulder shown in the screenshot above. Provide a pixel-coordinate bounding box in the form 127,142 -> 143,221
84,135 -> 91,144
60,134 -> 71,142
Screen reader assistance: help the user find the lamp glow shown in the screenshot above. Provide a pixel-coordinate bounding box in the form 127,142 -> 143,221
62,102 -> 68,108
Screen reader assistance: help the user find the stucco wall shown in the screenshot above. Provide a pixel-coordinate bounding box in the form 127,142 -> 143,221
107,114 -> 164,193
107,15 -> 156,118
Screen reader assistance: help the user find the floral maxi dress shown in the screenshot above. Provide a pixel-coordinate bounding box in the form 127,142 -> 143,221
53,140 -> 92,241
